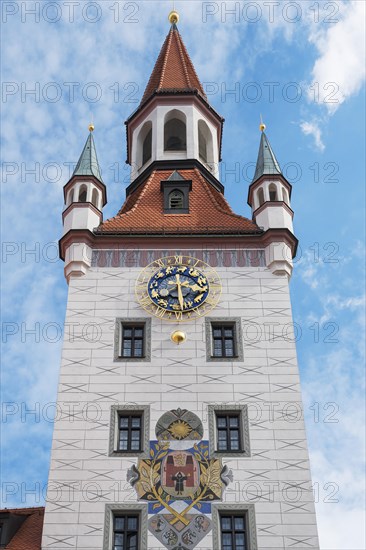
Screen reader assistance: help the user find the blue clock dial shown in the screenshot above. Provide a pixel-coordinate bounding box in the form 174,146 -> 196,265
136,255 -> 221,322
148,265 -> 209,312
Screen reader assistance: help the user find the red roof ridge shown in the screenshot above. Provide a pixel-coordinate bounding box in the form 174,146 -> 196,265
158,27 -> 173,91
175,30 -> 192,89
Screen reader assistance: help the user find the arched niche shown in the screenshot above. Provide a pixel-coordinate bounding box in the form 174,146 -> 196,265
164,110 -> 187,151
198,119 -> 214,166
137,121 -> 153,168
78,185 -> 87,203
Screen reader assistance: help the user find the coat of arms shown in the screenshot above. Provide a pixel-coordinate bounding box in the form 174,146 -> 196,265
127,408 -> 233,550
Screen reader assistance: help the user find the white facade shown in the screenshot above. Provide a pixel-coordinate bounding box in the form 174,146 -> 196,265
42,249 -> 319,550
129,99 -> 221,180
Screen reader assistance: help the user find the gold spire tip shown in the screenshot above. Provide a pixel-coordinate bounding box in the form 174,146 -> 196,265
259,114 -> 266,132
89,123 -> 95,132
168,9 -> 179,25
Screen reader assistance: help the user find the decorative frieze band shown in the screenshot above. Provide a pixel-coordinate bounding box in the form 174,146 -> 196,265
91,249 -> 266,268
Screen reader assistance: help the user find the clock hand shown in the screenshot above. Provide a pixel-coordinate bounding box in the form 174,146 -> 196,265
176,274 -> 184,311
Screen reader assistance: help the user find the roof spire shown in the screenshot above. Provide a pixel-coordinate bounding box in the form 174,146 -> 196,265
73,129 -> 103,182
252,128 -> 282,183
259,113 -> 266,132
140,14 -> 206,105
168,7 -> 179,26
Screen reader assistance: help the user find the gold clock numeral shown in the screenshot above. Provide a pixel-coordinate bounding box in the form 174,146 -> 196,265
174,255 -> 183,264
175,311 -> 183,321
155,306 -> 166,318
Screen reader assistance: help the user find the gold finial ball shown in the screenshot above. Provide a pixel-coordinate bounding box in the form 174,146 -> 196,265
89,123 -> 95,132
259,123 -> 266,132
171,330 -> 186,345
168,10 -> 179,25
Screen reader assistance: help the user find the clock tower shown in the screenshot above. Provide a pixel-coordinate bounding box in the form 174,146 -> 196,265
42,11 -> 319,550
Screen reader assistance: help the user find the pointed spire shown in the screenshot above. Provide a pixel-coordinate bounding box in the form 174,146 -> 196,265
73,128 -> 103,182
252,130 -> 282,183
140,20 -> 206,105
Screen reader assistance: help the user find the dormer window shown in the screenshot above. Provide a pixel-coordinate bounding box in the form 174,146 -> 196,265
161,171 -> 192,214
169,190 -> 184,209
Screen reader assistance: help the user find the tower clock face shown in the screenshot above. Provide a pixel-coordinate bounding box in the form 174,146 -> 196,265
135,255 -> 221,322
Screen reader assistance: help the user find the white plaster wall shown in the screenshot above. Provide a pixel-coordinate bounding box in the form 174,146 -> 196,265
255,207 -> 294,233
42,259 -> 319,550
130,104 -> 220,179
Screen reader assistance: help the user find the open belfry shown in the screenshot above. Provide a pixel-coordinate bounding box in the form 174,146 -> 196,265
42,10 -> 320,550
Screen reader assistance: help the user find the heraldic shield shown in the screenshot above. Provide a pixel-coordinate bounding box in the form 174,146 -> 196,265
127,409 -> 233,550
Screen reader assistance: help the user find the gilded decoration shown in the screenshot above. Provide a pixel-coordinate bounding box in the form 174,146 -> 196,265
127,409 -> 233,550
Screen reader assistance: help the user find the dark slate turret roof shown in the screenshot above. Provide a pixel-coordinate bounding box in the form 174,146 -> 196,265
73,132 -> 103,182
252,132 -> 282,183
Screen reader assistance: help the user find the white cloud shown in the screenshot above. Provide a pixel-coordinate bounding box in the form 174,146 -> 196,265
307,0 -> 366,114
300,120 -> 325,152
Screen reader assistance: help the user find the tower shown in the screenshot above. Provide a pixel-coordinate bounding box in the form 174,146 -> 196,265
43,13 -> 319,550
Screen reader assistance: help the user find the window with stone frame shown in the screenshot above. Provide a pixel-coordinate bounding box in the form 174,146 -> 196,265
103,505 -> 148,550
108,405 -> 150,458
219,513 -> 249,550
117,413 -> 143,452
211,322 -> 237,358
208,405 -> 250,458
112,514 -> 139,550
114,319 -> 151,362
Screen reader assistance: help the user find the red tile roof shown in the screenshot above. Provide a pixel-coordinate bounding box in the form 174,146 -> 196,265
97,169 -> 261,235
0,507 -> 44,550
140,24 -> 207,105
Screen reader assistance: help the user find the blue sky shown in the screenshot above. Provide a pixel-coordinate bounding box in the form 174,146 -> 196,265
1,1 -> 365,547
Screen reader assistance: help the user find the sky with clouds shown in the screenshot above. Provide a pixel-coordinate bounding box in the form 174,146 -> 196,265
1,1 -> 365,548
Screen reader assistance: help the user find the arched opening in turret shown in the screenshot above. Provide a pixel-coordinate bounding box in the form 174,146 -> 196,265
282,187 -> 289,205
164,110 -> 187,151
269,183 -> 277,201
68,189 -> 74,206
137,121 -> 153,168
79,185 -> 87,203
198,120 -> 214,167
257,188 -> 265,207
91,188 -> 99,209
169,190 -> 184,209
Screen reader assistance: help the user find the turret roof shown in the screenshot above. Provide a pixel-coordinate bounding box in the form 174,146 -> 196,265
73,132 -> 103,182
140,23 -> 207,105
252,132 -> 282,183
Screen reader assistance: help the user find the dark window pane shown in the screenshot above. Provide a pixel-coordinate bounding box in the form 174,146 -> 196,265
134,328 -> 143,337
124,329 -> 132,337
124,340 -> 132,348
114,533 -> 123,544
123,349 -> 132,357
120,417 -> 129,428
230,430 -> 239,440
224,328 -> 233,337
131,417 -> 141,428
234,517 -> 245,530
229,416 -> 239,427
218,440 -> 227,450
213,329 -> 222,337
115,517 -> 124,530
127,517 -> 138,530
221,517 -> 232,530
217,417 -> 227,428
